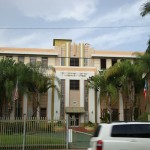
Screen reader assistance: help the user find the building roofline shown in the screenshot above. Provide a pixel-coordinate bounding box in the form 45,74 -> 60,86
53,39 -> 72,46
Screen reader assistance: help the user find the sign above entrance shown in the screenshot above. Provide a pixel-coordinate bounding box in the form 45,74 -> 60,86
58,71 -> 93,78
66,107 -> 85,113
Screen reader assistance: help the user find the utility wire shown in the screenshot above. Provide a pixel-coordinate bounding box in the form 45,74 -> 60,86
0,25 -> 150,30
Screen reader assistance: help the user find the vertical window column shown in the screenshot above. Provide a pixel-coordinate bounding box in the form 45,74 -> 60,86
100,58 -> 106,70
30,56 -> 36,66
112,58 -> 117,66
42,57 -> 48,68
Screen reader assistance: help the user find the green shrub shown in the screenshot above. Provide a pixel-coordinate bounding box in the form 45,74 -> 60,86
136,112 -> 149,121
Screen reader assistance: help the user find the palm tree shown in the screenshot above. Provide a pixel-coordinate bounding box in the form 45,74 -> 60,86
0,58 -> 61,119
87,74 -> 101,124
136,53 -> 150,114
139,1 -> 150,116
141,1 -> 150,16
88,71 -> 118,123
141,1 -> 150,54
27,62 -> 61,119
0,58 -> 17,117
105,60 -> 143,121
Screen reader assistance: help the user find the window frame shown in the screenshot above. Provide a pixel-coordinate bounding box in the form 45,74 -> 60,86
112,58 -> 117,66
70,58 -> 79,66
70,80 -> 80,90
101,58 -> 106,70
42,57 -> 48,68
30,56 -> 36,65
18,56 -> 24,63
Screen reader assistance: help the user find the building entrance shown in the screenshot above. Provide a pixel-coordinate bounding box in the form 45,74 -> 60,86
69,113 -> 79,126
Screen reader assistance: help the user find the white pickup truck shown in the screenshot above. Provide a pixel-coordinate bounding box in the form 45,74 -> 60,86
88,122 -> 150,150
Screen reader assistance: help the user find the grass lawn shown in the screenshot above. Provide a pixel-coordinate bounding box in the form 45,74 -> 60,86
0,132 -> 66,145
69,131 -> 92,148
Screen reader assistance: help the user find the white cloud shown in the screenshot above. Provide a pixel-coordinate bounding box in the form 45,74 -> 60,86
12,0 -> 98,21
10,33 -> 38,46
91,28 -> 147,50
88,0 -> 149,27
0,0 -> 149,52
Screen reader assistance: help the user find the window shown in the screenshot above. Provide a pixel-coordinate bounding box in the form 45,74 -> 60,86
40,108 -> 46,117
15,107 -> 22,117
18,56 -> 24,63
111,124 -> 150,138
124,109 -> 131,121
112,109 -> 119,121
70,80 -> 79,90
42,57 -> 48,68
6,56 -> 12,58
70,58 -> 79,66
101,59 -> 106,70
93,125 -> 101,137
30,57 -> 36,65
112,59 -> 117,66
61,57 -> 65,66
84,58 -> 88,66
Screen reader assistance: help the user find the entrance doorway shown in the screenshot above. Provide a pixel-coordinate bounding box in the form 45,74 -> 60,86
69,113 -> 79,126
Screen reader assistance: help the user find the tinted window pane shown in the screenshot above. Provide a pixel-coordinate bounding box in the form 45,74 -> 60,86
18,56 -> 24,63
101,59 -> 106,70
111,124 -> 150,138
112,59 -> 117,66
40,108 -> 46,117
42,57 -> 48,68
70,58 -> 79,66
30,57 -> 36,65
70,80 -> 79,90
93,125 -> 101,137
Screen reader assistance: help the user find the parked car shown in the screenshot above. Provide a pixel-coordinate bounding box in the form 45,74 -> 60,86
88,122 -> 150,150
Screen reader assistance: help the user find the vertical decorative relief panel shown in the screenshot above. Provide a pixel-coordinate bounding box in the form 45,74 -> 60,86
66,43 -> 70,66
60,79 -> 65,119
61,46 -> 66,66
79,43 -> 84,67
84,80 -> 89,123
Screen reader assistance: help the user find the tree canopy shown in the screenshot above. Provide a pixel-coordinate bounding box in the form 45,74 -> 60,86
0,58 -> 60,117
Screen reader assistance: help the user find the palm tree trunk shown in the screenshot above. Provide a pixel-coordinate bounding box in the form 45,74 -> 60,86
131,81 -> 135,121
108,96 -> 112,123
32,94 -> 37,117
51,79 -> 55,120
128,80 -> 135,121
147,75 -> 150,113
119,88 -> 124,121
95,90 -> 97,124
37,93 -> 40,120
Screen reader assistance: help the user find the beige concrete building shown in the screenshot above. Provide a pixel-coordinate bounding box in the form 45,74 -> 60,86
0,39 -> 137,125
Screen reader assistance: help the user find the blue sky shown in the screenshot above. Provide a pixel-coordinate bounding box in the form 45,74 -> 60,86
0,0 -> 149,52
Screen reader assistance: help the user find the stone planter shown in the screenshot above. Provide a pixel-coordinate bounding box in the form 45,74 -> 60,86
55,126 -> 65,131
85,126 -> 95,132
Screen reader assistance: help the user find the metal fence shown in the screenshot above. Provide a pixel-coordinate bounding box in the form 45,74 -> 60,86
69,130 -> 92,149
0,116 -> 66,150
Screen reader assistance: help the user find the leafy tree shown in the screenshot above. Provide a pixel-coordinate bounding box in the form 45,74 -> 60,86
141,1 -> 150,16
0,58 -> 60,118
0,58 -> 16,117
26,62 -> 61,118
105,60 -> 143,121
88,71 -> 118,123
141,1 -> 150,54
139,1 -> 150,114
136,53 -> 150,114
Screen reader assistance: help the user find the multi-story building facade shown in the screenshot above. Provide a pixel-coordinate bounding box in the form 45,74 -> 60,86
0,39 -> 139,126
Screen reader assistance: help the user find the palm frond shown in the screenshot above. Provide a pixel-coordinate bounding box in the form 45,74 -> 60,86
141,2 -> 150,16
